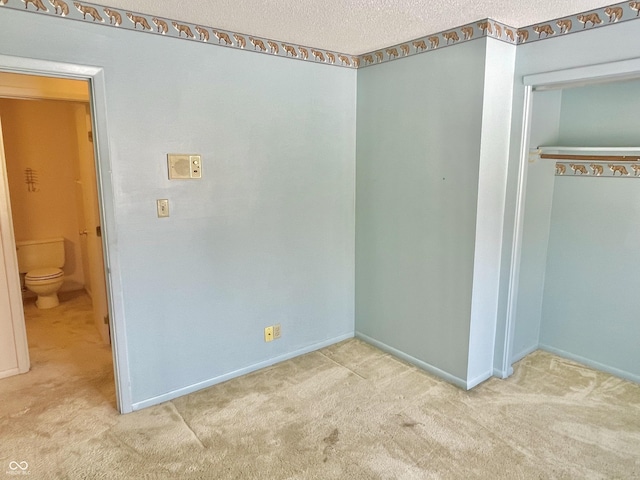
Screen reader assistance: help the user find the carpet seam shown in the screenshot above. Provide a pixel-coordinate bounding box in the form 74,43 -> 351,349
170,402 -> 206,450
317,351 -> 367,380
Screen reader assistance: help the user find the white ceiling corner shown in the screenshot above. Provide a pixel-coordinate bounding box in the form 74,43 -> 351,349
101,0 -> 618,54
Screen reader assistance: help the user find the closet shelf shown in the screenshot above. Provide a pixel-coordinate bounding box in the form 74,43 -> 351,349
536,146 -> 640,162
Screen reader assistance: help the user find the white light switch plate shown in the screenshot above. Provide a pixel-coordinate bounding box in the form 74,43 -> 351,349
157,199 -> 169,217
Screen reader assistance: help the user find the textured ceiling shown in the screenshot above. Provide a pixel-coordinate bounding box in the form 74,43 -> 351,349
101,0 -> 616,54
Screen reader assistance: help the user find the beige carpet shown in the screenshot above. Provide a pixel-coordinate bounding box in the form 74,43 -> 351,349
1,291 -> 639,479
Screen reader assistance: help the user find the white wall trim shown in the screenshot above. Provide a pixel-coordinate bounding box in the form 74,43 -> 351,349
0,116 -> 29,375
468,39 -> 516,383
524,57 -> 640,90
493,367 -> 509,378
0,55 -> 102,80
0,367 -> 21,380
511,343 -> 538,365
89,67 -> 132,414
356,332 -> 468,390
500,85 -> 533,379
466,370 -> 493,390
505,57 -> 640,386
0,54 -> 132,414
539,344 -> 640,384
132,332 -> 354,411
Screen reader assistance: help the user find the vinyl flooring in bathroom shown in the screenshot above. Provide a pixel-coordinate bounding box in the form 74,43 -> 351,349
5,289 -> 116,409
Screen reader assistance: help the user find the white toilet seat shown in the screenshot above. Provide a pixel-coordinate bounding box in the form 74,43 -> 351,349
24,267 -> 64,309
25,267 -> 64,283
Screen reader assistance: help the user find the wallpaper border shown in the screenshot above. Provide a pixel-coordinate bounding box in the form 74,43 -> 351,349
357,1 -> 639,68
555,161 -> 640,177
1,0 -> 638,69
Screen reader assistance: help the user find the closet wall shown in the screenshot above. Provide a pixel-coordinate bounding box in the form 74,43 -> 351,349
498,19 -> 640,379
539,80 -> 640,381
511,79 -> 640,382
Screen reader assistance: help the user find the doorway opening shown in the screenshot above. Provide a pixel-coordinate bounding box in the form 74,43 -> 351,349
0,72 -> 118,410
502,58 -> 640,383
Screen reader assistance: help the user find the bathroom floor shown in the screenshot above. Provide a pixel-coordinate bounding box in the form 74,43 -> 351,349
8,290 -> 116,410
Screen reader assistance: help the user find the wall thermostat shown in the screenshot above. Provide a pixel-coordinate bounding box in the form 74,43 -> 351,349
167,154 -> 202,179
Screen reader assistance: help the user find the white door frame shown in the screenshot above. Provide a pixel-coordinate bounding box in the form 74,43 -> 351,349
500,57 -> 640,376
0,116 -> 29,377
0,54 -> 132,413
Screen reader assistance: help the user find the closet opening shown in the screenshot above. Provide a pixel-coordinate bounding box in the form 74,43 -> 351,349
503,59 -> 640,384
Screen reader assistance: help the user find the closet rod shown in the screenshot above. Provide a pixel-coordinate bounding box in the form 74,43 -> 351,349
538,146 -> 640,152
539,154 -> 640,162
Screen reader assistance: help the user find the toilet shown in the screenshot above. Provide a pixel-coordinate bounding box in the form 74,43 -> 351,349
16,238 -> 66,309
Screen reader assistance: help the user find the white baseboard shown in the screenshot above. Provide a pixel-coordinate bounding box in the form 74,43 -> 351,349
493,366 -> 514,379
0,367 -> 20,380
538,344 -> 640,384
511,343 -> 538,364
131,332 -> 355,411
467,370 -> 493,389
355,332 -> 467,390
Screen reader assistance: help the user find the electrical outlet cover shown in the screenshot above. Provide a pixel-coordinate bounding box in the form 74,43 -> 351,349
264,326 -> 274,342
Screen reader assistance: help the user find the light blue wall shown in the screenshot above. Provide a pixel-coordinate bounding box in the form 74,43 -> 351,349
4,3 -> 640,404
499,19 -> 640,375
355,40 -> 487,383
538,79 -> 640,381
558,79 -> 640,146
540,178 -> 640,381
0,9 -> 356,407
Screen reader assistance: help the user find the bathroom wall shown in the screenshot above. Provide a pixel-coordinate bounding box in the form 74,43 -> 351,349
0,98 -> 86,291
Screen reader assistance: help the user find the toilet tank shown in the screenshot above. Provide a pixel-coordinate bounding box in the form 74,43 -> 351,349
16,238 -> 65,273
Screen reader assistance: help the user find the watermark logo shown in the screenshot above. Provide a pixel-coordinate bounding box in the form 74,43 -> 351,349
6,461 -> 30,476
